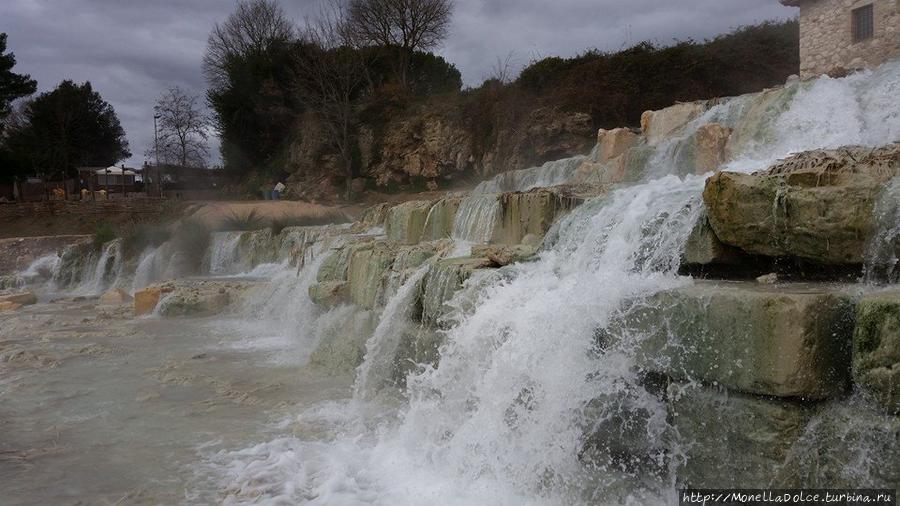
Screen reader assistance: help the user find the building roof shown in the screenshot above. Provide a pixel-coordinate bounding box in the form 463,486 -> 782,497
95,166 -> 137,176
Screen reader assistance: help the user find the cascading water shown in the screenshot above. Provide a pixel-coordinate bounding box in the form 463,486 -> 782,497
354,265 -> 430,398
208,231 -> 246,275
474,155 -> 586,193
206,61 -> 900,505
213,176 -> 705,504
70,238 -> 125,296
6,254 -> 60,291
451,194 -> 500,244
864,177 -> 900,282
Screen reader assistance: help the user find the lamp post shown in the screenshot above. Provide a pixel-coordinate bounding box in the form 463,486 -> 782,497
154,114 -> 162,198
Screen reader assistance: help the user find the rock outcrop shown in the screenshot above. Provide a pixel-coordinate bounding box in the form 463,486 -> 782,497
703,144 -> 900,264
384,200 -> 435,245
371,113 -> 474,186
640,101 -> 708,146
623,281 -> 855,399
693,122 -> 731,174
0,292 -> 37,306
670,383 -> 811,488
99,288 -> 132,305
853,289 -> 900,414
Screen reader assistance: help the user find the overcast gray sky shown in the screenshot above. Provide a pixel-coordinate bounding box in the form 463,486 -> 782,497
1,0 -> 795,167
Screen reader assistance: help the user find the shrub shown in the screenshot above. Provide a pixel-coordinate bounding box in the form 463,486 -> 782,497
92,222 -> 117,249
221,209 -> 264,231
121,222 -> 173,257
170,219 -> 211,272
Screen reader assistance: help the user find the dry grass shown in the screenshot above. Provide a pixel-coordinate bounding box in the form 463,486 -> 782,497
189,201 -> 354,231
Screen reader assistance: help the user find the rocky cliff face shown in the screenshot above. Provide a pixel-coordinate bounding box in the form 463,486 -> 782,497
283,103 -> 596,196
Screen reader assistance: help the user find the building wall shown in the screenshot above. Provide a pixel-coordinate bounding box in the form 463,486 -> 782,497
0,199 -> 166,221
797,0 -> 900,77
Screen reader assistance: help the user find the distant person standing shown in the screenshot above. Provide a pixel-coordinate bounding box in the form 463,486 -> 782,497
273,181 -> 285,201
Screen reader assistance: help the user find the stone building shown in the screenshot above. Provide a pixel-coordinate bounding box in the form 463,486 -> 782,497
780,0 -> 900,77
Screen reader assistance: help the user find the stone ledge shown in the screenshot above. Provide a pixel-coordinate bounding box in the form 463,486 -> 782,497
615,281 -> 856,399
853,289 -> 900,414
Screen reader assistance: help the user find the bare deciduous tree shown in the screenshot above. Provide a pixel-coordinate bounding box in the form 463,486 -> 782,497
295,2 -> 371,200
203,0 -> 295,89
347,0 -> 453,86
489,52 -> 516,85
153,87 -> 209,168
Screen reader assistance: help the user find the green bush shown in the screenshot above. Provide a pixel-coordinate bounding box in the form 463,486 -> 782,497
170,220 -> 211,272
221,209 -> 264,231
121,222 -> 172,257
92,222 -> 117,249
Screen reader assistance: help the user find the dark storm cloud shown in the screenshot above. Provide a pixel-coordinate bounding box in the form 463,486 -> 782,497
0,0 -> 796,167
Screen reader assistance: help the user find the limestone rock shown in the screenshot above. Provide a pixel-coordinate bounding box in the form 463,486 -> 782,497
703,144 -> 900,264
134,287 -> 168,316
0,301 -> 23,311
99,288 -> 132,305
640,102 -> 708,146
308,281 -> 350,308
776,400 -> 900,487
493,189 -> 580,245
471,244 -> 537,267
355,203 -> 391,230
307,309 -> 377,375
670,383 -> 811,488
853,289 -> 900,414
0,292 -> 37,306
756,273 -> 779,284
385,200 -> 435,245
575,144 -> 655,186
422,257 -> 493,326
422,197 -> 462,241
693,122 -> 731,174
596,127 -> 640,163
0,235 -> 89,276
156,280 -> 246,318
624,281 -> 855,399
681,214 -> 747,266
371,113 -> 473,186
347,241 -> 396,309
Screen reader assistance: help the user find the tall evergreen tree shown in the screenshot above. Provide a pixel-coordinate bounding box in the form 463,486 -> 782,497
3,81 -> 130,179
0,33 -> 37,133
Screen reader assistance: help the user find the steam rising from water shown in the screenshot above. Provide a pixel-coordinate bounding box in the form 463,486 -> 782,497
8,62 -> 900,504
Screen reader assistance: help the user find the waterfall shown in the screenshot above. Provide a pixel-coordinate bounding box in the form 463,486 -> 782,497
354,265 -> 430,398
474,155 -> 586,193
132,244 -> 185,291
451,194 -> 500,243
208,231 -> 245,275
864,178 -> 900,283
394,177 -> 704,503
209,61 -> 900,505
23,238 -> 127,295
14,254 -> 60,290
213,177 -> 705,504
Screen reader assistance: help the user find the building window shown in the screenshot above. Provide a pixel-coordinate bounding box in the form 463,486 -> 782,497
852,4 -> 874,42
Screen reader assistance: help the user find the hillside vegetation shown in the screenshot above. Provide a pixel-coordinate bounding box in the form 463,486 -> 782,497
212,17 -> 798,201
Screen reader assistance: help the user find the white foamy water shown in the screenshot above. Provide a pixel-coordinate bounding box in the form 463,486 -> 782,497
451,194 -> 499,243
205,63 -> 900,505
474,155 -> 586,193
73,239 -> 125,296
209,231 -> 246,275
211,176 -> 705,505
14,254 -> 60,289
354,265 -> 430,398
864,177 -> 900,282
